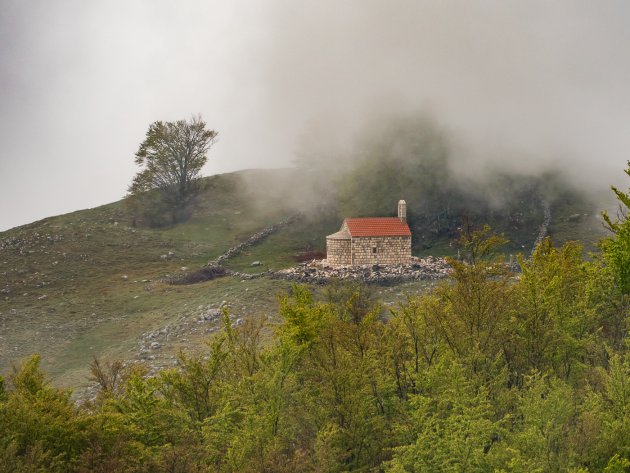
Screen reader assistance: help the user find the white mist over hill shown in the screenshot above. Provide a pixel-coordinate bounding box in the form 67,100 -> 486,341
1,0 -> 629,230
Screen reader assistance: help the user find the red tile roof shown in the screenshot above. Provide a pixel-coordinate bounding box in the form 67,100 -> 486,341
344,218 -> 411,237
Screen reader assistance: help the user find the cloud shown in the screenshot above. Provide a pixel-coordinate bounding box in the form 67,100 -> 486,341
259,0 -> 630,188
1,0 -> 628,230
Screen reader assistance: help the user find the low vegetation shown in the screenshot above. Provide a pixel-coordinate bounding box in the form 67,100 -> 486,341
0,170 -> 336,388
0,162 -> 628,472
0,158 -> 610,385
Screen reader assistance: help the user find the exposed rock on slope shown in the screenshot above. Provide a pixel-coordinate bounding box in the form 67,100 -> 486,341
269,257 -> 451,284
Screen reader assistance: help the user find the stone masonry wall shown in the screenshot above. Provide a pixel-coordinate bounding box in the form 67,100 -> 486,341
351,236 -> 411,265
326,238 -> 351,265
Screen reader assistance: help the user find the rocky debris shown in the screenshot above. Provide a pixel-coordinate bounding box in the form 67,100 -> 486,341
159,251 -> 177,261
140,303 -> 228,341
0,217 -> 154,301
270,258 -> 451,284
0,233 -> 64,251
200,308 -> 222,321
198,257 -> 452,284
228,270 -> 267,280
199,302 -> 227,321
133,302 -> 233,376
207,214 -> 301,266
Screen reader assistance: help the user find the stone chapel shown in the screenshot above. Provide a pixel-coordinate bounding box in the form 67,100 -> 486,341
325,200 -> 412,266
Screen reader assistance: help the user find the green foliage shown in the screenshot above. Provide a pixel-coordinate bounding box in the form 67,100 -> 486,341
591,352 -> 630,469
89,357 -> 128,403
128,115 -> 218,226
439,227 -> 513,365
0,355 -> 88,472
602,161 -> 630,232
457,223 -> 509,265
0,165 -> 603,393
388,293 -> 443,399
594,161 -> 630,350
386,358 -> 500,473
604,454 -> 630,473
1,265 -> 630,471
601,160 -> 630,296
511,239 -> 599,383
507,374 -> 577,472
278,284 -> 332,347
2,161 -> 630,471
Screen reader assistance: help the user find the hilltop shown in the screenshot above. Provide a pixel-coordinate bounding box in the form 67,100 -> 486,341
0,168 -> 607,392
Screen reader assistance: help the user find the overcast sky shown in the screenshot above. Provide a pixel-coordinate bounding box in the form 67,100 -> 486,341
1,1 -> 629,231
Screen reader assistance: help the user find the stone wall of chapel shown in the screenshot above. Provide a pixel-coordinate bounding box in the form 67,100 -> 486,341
351,236 -> 411,265
326,238 -> 352,265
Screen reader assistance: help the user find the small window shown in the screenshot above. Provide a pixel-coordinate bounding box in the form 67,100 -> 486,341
372,246 -> 377,254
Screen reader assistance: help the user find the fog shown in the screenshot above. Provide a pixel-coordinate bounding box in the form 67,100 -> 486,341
1,0 -> 629,231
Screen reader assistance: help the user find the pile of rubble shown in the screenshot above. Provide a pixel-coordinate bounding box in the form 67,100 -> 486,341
270,257 -> 451,284
167,257 -> 452,285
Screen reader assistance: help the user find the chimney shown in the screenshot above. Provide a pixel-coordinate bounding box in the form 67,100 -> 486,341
398,199 -> 407,223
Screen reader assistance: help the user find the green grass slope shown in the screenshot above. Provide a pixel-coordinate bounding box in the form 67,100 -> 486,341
0,170 -> 327,389
0,168 -> 608,392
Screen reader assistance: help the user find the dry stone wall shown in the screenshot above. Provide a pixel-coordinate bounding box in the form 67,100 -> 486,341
207,214 -> 301,266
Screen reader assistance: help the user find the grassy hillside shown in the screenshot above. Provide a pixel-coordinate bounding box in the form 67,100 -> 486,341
0,168 -> 607,393
0,171 -> 299,388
